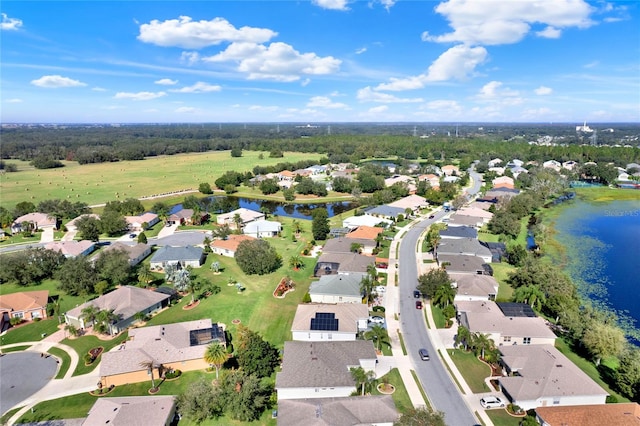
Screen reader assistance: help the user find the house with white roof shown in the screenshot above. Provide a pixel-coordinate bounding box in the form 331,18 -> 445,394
150,245 -> 204,270
498,345 -> 609,410
291,303 -> 369,341
488,167 -> 506,176
276,340 -> 378,400
418,173 -> 440,189
242,219 -> 281,238
388,194 -> 429,213
45,240 -> 96,258
125,212 -> 159,231
342,215 -> 392,230
216,208 -> 264,229
543,160 -> 562,172
488,158 -> 503,168
11,212 -> 57,233
442,164 -> 460,176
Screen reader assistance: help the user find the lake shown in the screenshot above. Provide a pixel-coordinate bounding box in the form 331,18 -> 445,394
552,198 -> 640,344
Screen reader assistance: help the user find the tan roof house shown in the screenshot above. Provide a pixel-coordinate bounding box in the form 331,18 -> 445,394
291,303 -> 369,341
455,207 -> 494,221
125,212 -> 159,231
11,212 -> 57,233
388,194 -> 429,213
492,176 -> 515,189
323,237 -> 376,255
83,396 -> 177,426
210,234 -> 256,257
45,240 -> 96,258
535,402 -> 640,426
418,173 -> 441,189
450,274 -> 499,302
498,345 -> 609,410
99,319 -> 225,388
0,290 -> 49,330
277,396 -> 398,426
216,208 -> 264,229
167,208 -> 208,226
442,164 -> 460,176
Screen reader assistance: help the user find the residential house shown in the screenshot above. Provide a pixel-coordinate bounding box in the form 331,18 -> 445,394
342,215 -> 392,230
242,220 -> 282,238
498,345 -> 608,410
306,164 -> 328,175
506,159 -> 524,168
448,214 -> 485,228
438,254 -> 492,275
291,303 -> 368,341
442,164 -> 460,176
125,212 -> 159,231
210,234 -> 256,257
276,340 -> 378,400
345,226 -> 384,244
99,319 -> 225,387
388,195 -> 428,213
535,402 -> 640,426
309,273 -> 366,304
65,214 -> 100,232
315,252 -> 375,277
45,240 -> 96,258
439,226 -> 478,240
443,175 -> 460,183
0,290 -> 49,330
450,274 -> 499,301
492,176 -> 515,189
543,160 -> 562,172
436,238 -> 493,263
468,201 -> 494,211
323,237 -> 375,256
277,170 -> 296,183
216,208 -> 264,229
384,175 -> 416,193
562,161 -> 579,171
510,166 -> 529,179
626,163 -> 640,175
150,245 -> 204,270
455,207 -> 493,223
488,167 -> 506,176
83,396 -> 177,426
11,212 -> 56,233
479,188 -> 521,203
93,242 -> 151,266
488,158 -> 503,168
65,286 -> 170,334
276,396 -> 398,426
167,208 -> 208,226
456,300 -> 557,347
364,205 -> 405,221
481,241 -> 507,262
418,173 -> 440,189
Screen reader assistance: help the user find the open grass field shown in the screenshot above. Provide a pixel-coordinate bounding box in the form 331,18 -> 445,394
0,151 -> 323,209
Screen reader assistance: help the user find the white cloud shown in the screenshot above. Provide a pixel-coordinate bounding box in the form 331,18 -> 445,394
368,105 -> 389,113
31,75 -> 87,88
357,86 -> 423,103
425,0 -> 594,46
374,45 -> 487,91
155,78 -> 178,85
312,0 -> 350,10
203,42 -> 341,82
355,47 -> 367,54
536,26 -> 562,38
378,0 -> 397,11
113,91 -> 166,101
424,100 -> 462,113
92,87 -> 107,92
138,16 -> 277,49
584,61 -> 599,68
1,13 -> 23,31
175,106 -> 197,113
170,82 -> 221,93
300,78 -> 311,87
248,105 -> 279,111
6,98 -> 23,103
180,51 -> 200,65
307,96 -> 348,109
476,81 -> 523,106
535,86 -> 553,95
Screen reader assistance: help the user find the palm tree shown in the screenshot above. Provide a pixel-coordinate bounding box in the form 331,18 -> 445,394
288,254 -> 303,271
233,213 -> 242,232
455,325 -> 471,351
186,276 -> 200,304
432,283 -> 456,308
204,342 -> 227,379
472,332 -> 495,360
137,264 -> 153,287
514,285 -> 546,311
366,263 -> 379,283
139,359 -> 158,391
95,309 -> 118,335
359,276 -> 375,305
350,367 -> 375,396
292,219 -> 302,236
365,325 -> 390,352
134,311 -> 146,324
80,305 -> 100,329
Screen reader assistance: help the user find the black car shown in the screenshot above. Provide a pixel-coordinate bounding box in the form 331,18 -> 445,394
413,290 -> 421,298
419,348 -> 430,361
429,215 -> 435,219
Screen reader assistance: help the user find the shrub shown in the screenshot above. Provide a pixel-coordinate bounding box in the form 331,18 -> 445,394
372,306 -> 385,312
33,317 -> 41,322
165,369 -> 182,379
606,395 -> 618,403
302,292 -> 312,303
9,317 -> 23,326
84,353 -> 95,365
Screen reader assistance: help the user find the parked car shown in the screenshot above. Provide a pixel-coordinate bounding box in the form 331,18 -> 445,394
413,290 -> 421,298
415,300 -> 423,309
480,396 -> 505,409
429,215 -> 435,219
129,233 -> 137,238
368,316 -> 385,324
418,348 -> 430,361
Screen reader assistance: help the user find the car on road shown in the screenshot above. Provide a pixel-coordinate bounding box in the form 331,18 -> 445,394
368,316 -> 385,324
413,290 -> 421,298
129,233 -> 137,238
480,396 -> 505,409
415,300 -> 423,309
429,215 -> 435,219
418,348 -> 430,360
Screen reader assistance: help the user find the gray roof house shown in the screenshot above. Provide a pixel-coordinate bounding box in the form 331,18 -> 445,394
314,252 -> 375,277
448,214 -> 485,228
439,226 -> 478,239
291,303 -> 369,341
498,345 -> 609,410
437,254 -> 492,275
323,237 -> 376,255
276,340 -> 378,400
65,286 -> 170,335
436,238 -> 493,263
150,245 -> 204,270
450,273 -> 499,301
83,396 -> 176,426
364,205 -> 405,220
309,273 -> 366,304
276,396 -> 398,426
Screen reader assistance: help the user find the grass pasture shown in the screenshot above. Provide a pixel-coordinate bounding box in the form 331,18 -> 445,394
0,151 -> 323,209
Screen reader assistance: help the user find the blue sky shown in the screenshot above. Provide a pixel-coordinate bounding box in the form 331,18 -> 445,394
1,0 -> 638,123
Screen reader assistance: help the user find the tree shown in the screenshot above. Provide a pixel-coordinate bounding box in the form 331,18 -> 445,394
235,325 -> 280,378
365,325 -> 390,351
152,201 -> 170,224
506,243 -> 527,266
218,370 -> 271,422
360,275 -> 375,305
350,366 -> 376,396
283,187 -> 296,201
75,216 -> 101,242
235,239 -> 282,275
186,274 -> 200,304
177,377 -> 223,423
0,247 -> 65,286
350,242 -> 363,253
582,321 -> 626,366
288,254 -> 303,270
95,248 -> 132,287
56,256 -> 98,296
513,285 -> 546,311
396,407 -> 446,426
134,311 -> 146,324
259,178 -> 279,195
311,208 -> 329,241
94,309 -> 118,335
417,268 -> 451,299
615,347 -> 640,400
472,332 -> 495,359
230,146 -> 243,157
454,325 -> 472,351
432,283 -> 456,308
137,263 -> 153,286
99,210 -> 127,236
198,182 -> 213,194
292,219 -> 302,236
204,342 -> 227,380
136,231 -> 147,244
80,305 -> 100,328
139,359 -> 158,391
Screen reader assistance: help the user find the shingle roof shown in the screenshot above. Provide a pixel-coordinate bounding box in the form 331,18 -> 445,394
0,290 -> 49,313
499,345 -> 608,402
388,194 -> 428,210
309,274 -> 365,297
449,274 -> 498,299
210,234 -> 256,252
345,226 -> 383,241
150,245 -> 203,263
437,238 -> 492,258
45,240 -> 95,257
98,242 -> 150,262
316,252 -> 375,274
322,237 -> 372,254
439,226 -> 478,239
292,303 -> 368,334
364,205 -> 405,218
438,254 -> 490,275
66,286 -> 169,321
276,396 -> 398,426
276,341 -> 377,388
535,403 -> 640,426
168,208 -> 194,221
84,396 -> 175,426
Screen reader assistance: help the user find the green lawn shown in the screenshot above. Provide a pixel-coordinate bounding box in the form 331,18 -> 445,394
447,349 -> 491,393
62,332 -> 128,376
0,279 -> 88,316
431,305 -> 447,329
490,263 -> 515,302
371,368 -> 413,414
47,346 -> 72,379
478,231 -> 501,243
1,345 -> 31,353
485,409 -> 521,426
0,319 -> 61,346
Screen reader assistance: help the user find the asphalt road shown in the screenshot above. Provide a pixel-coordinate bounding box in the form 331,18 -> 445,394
0,352 -> 58,415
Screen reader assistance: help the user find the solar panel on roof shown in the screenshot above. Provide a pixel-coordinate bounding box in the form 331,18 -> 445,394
310,312 -> 339,331
496,302 -> 536,318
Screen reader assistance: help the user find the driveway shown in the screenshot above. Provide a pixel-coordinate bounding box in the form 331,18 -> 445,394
39,228 -> 54,243
157,222 -> 178,239
0,352 -> 58,415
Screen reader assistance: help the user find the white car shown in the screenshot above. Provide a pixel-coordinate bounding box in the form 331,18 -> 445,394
480,396 -> 505,409
368,316 -> 385,324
